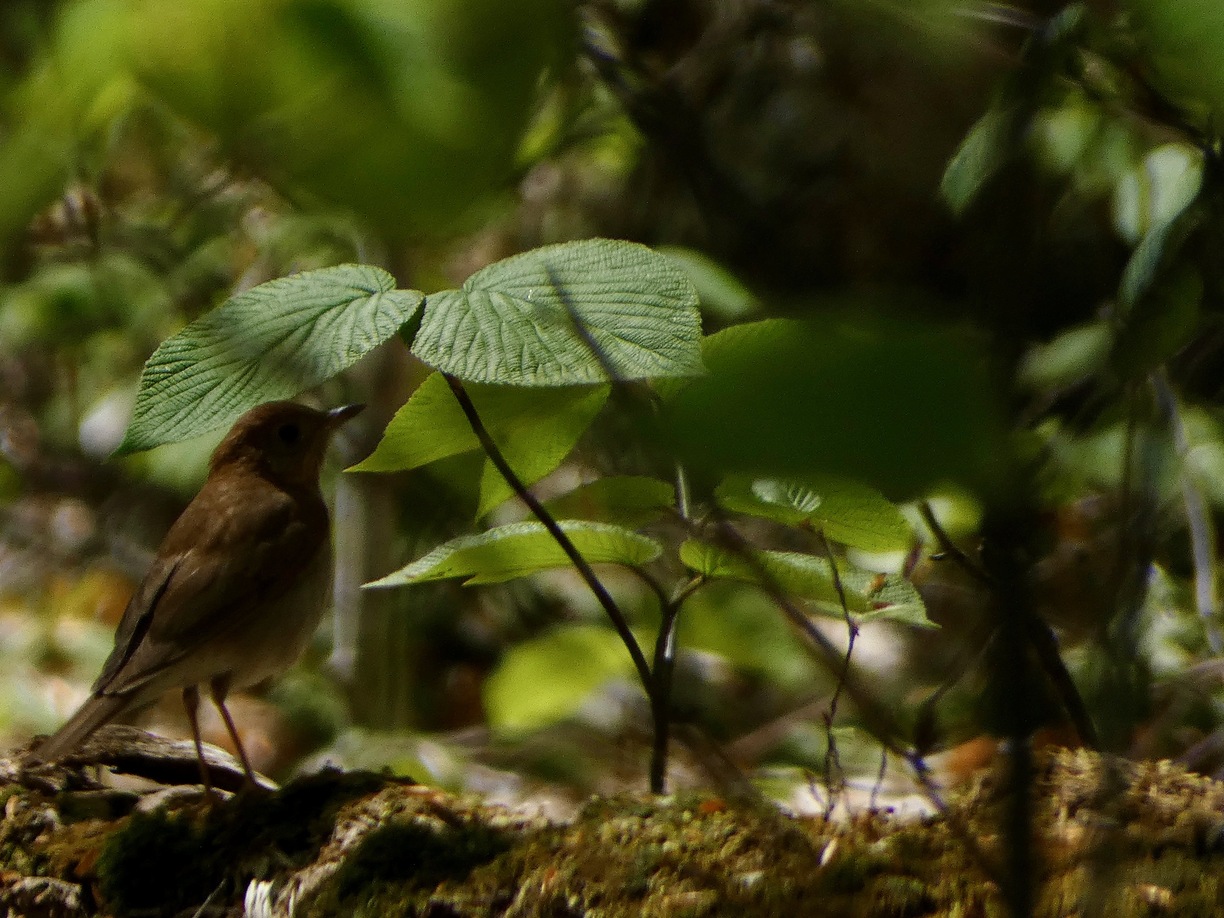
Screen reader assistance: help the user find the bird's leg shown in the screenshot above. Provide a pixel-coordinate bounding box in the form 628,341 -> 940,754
182,684 -> 216,802
209,674 -> 258,788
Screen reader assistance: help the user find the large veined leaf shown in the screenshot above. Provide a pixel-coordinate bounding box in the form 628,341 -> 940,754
484,624 -> 635,732
679,540 -> 932,628
715,474 -> 912,552
367,520 -> 662,588
410,239 -> 703,386
119,265 -> 423,453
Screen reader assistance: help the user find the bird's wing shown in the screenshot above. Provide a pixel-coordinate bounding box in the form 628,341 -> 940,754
94,478 -> 326,696
91,557 -> 179,692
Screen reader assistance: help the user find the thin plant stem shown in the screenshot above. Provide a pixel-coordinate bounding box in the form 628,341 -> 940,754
919,501 -> 991,586
626,568 -> 705,792
921,501 -> 1099,750
869,746 -> 888,812
706,517 -> 904,750
443,375 -> 657,703
650,598 -> 681,793
698,515 -> 1004,886
816,529 -> 857,818
1152,370 -> 1223,653
981,507 -> 1037,918
674,461 -> 692,521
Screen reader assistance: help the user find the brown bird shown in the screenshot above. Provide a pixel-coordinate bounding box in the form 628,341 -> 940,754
33,400 -> 363,795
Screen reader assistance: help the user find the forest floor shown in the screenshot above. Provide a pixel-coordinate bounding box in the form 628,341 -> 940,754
0,737 -> 1221,917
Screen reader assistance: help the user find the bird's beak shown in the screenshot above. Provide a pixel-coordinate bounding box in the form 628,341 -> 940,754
327,404 -> 365,428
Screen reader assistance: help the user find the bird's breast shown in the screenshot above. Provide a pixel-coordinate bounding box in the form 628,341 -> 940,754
208,540 -> 334,689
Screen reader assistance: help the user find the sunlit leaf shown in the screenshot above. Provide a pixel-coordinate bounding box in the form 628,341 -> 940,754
1113,143 -> 1203,245
1018,322 -> 1112,391
351,371 -> 608,473
484,624 -> 634,732
716,474 -> 912,552
679,540 -> 932,627
411,239 -> 703,386
367,520 -> 661,588
476,387 -> 610,516
119,265 -> 423,454
1033,95 -> 1102,176
657,246 -> 759,321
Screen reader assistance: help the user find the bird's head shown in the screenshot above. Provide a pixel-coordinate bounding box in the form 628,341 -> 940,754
209,401 -> 364,489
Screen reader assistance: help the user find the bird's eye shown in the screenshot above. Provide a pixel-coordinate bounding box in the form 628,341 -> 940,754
277,423 -> 301,445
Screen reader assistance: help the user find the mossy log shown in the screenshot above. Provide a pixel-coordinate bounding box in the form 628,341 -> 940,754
1,734 -> 1223,917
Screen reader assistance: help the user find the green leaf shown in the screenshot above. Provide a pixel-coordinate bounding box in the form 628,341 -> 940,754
352,371 -> 608,474
1131,1 -> 1224,126
411,239 -> 703,386
679,540 -> 932,627
1017,322 -> 1112,391
677,586 -> 818,690
476,386 -> 610,516
1113,266 -> 1201,377
367,520 -> 662,588
348,371 -> 483,472
484,624 -> 634,732
941,106 -> 1010,215
657,246 -> 759,321
541,476 -> 676,528
119,265 -> 423,454
1112,143 -> 1203,245
1119,207 -> 1200,310
662,317 -> 1007,499
716,474 -> 912,552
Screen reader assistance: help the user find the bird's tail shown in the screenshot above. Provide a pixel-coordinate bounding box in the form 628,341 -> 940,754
31,693 -> 132,762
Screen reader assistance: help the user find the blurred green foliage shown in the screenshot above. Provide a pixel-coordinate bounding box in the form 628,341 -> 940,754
0,0 -> 568,249
9,0 -> 1224,807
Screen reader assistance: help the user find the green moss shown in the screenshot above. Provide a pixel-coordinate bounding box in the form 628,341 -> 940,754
95,809 -> 216,914
20,749 -> 1224,916
868,875 -> 936,917
304,806 -> 513,916
95,768 -> 388,915
335,819 -> 509,895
